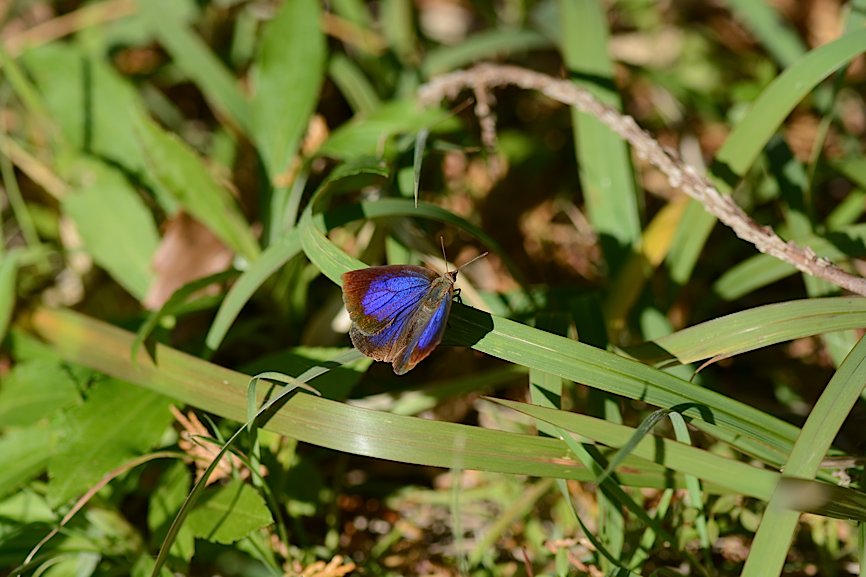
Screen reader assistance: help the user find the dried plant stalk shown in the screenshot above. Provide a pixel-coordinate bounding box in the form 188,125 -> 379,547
419,63 -> 866,297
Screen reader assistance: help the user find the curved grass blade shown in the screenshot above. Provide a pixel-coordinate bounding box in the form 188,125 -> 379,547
151,377 -> 318,577
669,28 -> 866,283
133,270 -> 237,361
34,308 -> 676,488
742,334 -> 866,576
625,296 -> 866,367
300,204 -> 802,466
205,231 -> 301,354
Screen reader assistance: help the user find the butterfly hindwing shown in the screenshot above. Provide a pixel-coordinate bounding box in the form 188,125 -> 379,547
399,290 -> 453,373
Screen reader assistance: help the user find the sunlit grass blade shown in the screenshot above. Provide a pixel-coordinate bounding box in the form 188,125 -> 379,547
742,334 -> 866,576
625,297 -> 866,366
491,398 -> 778,500
300,202 -> 803,467
32,308 -> 679,489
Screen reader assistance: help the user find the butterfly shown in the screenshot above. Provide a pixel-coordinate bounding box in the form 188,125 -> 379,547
341,253 -> 486,374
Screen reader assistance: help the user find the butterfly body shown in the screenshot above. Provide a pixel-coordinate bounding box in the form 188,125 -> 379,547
342,265 -> 458,374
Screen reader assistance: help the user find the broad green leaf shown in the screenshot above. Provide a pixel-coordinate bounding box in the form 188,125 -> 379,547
138,0 -> 252,135
48,379 -> 172,506
0,423 -> 56,500
186,479 -> 272,544
0,489 -> 55,524
134,115 -> 260,261
252,0 -> 326,181
0,360 -> 80,427
63,159 -> 160,300
318,100 -> 454,159
20,43 -> 151,183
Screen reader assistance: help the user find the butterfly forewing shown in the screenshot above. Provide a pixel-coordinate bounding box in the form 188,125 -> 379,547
342,265 -> 439,335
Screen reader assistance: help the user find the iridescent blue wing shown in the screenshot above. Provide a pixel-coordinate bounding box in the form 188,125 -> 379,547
341,265 -> 437,335
348,273 -> 455,375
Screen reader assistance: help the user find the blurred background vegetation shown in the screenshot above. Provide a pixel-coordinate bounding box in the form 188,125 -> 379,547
2,0 -> 866,576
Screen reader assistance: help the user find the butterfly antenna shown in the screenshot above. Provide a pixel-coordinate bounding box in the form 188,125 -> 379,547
440,236 -> 450,273
457,251 -> 489,271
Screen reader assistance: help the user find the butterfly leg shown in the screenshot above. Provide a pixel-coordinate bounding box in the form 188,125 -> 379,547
454,288 -> 462,304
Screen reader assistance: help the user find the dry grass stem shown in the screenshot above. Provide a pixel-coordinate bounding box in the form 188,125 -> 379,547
419,63 -> 866,297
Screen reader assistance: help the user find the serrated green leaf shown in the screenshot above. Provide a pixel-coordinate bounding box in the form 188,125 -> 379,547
48,379 -> 172,506
186,479 -> 272,544
0,360 -> 80,427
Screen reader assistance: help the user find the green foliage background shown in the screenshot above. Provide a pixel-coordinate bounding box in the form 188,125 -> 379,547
2,0 -> 866,576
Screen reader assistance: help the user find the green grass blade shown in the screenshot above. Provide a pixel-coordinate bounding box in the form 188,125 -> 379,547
133,270 -> 237,361
724,0 -> 807,67
318,100 -> 454,159
560,0 -> 641,272
205,231 -> 301,353
625,297 -> 866,366
421,29 -> 550,77
300,201 -> 801,466
669,29 -> 866,283
138,0 -> 252,135
494,399 -> 778,500
0,250 -> 20,342
742,334 -> 866,576
329,54 -> 380,115
33,308 -> 676,490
